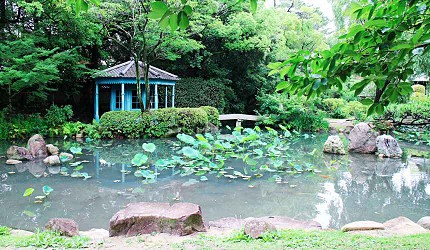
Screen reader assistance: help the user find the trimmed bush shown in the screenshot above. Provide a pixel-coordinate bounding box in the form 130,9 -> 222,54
175,77 -> 230,112
200,106 -> 221,126
99,107 -> 215,138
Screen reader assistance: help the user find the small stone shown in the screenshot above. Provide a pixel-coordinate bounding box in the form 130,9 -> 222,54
341,221 -> 385,232
43,155 -> 61,165
45,218 -> 79,237
6,146 -> 33,161
417,216 -> 430,229
323,135 -> 346,155
59,153 -> 73,162
6,159 -> 22,165
375,135 -> 402,158
244,219 -> 276,239
48,166 -> 61,175
79,228 -> 109,241
10,229 -> 34,237
46,144 -> 59,155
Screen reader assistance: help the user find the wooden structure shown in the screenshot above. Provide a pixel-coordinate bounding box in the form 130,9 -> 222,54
219,114 -> 259,127
93,60 -> 180,121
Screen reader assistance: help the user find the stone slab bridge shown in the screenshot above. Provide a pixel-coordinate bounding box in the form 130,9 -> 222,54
219,114 -> 260,127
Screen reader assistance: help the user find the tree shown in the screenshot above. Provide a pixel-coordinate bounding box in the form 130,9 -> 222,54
0,38 -> 61,111
270,0 -> 430,115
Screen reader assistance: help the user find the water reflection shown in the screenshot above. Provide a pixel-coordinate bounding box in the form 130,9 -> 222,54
0,137 -> 429,231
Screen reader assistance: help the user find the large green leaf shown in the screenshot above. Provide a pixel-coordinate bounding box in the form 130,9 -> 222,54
131,153 -> 148,167
142,143 -> 156,153
148,1 -> 169,19
43,185 -> 54,196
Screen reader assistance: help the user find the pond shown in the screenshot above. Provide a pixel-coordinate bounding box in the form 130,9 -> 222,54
0,129 -> 429,231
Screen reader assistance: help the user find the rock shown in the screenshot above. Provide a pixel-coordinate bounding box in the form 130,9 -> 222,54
348,123 -> 377,154
48,166 -> 61,175
341,221 -> 385,232
27,134 -> 48,159
376,135 -> 403,158
6,146 -> 33,161
348,216 -> 428,237
6,159 -> 22,165
59,153 -> 74,162
80,228 -> 109,241
46,144 -> 59,155
244,219 -> 276,239
417,216 -> 430,229
109,202 -> 206,237
209,217 -> 245,230
10,229 -> 34,237
45,218 -> 79,237
205,122 -> 219,134
43,155 -> 61,165
323,135 -> 346,155
209,216 -> 321,231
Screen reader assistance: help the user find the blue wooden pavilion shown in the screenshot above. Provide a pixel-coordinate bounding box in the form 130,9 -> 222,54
93,60 -> 180,121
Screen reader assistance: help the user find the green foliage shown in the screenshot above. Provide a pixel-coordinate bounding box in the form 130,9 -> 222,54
200,106 -> 221,127
45,105 -> 74,128
176,78 -> 229,113
0,227 -> 11,236
320,98 -> 367,120
23,188 -> 35,197
99,107 -> 212,138
62,122 -> 84,137
270,0 -> 430,115
0,113 -> 48,140
15,230 -> 89,249
258,94 -> 328,132
378,98 -> 430,126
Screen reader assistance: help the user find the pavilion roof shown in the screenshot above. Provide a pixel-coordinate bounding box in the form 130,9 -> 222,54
94,60 -> 180,81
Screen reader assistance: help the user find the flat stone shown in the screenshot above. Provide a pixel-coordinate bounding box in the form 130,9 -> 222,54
348,123 -> 377,154
6,159 -> 22,165
109,202 -> 206,237
417,216 -> 430,229
45,218 -> 79,237
348,216 -> 428,237
341,221 -> 385,232
209,217 -> 244,230
48,166 -> 61,175
323,135 -> 346,155
209,216 -> 321,231
376,135 -> 402,158
244,219 -> 276,239
10,229 -> 34,237
80,228 -> 109,241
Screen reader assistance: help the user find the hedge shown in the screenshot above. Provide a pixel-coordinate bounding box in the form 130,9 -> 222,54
99,107 -> 219,138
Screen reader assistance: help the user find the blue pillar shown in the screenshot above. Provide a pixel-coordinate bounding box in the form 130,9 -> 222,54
165,86 -> 168,108
154,84 -> 159,109
143,87 -> 146,110
171,86 -> 175,108
94,82 -> 99,121
121,83 -> 125,111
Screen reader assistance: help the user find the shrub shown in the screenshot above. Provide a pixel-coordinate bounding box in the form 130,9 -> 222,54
99,107 -> 210,138
200,106 -> 221,126
378,98 -> 430,126
44,105 -> 73,127
321,98 -> 347,118
62,122 -> 85,137
257,94 -> 328,132
175,78 -> 230,112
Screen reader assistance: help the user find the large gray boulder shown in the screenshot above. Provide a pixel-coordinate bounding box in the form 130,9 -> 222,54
46,144 -> 59,155
27,134 -> 48,159
109,202 -> 206,237
6,146 -> 33,161
244,219 -> 276,239
348,123 -> 377,154
376,135 -> 402,158
348,216 -> 428,237
45,218 -> 79,237
323,135 -> 346,155
417,216 -> 430,230
341,221 -> 385,232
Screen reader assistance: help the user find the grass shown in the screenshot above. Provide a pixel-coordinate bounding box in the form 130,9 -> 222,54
174,230 -> 430,250
0,227 -> 89,249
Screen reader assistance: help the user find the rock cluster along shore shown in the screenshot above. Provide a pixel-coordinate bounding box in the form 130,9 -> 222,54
5,134 -> 73,166
7,202 -> 428,242
323,122 -> 403,158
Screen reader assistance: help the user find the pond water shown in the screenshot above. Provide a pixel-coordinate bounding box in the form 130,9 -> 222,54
0,133 -> 429,231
